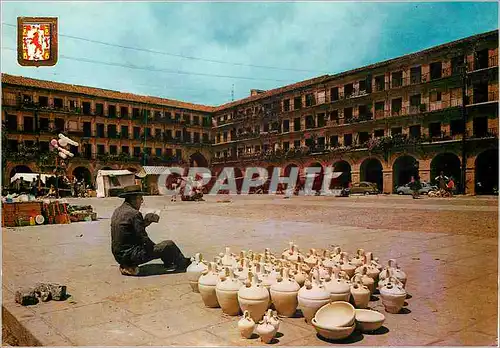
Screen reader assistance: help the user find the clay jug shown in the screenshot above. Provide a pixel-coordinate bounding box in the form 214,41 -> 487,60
216,267 -> 243,316
330,246 -> 343,263
238,310 -> 255,339
198,262 -> 220,308
379,259 -> 407,288
221,247 -> 236,267
264,309 -> 280,332
256,317 -> 276,344
378,269 -> 404,289
323,269 -> 351,302
293,263 -> 307,287
238,272 -> 270,322
379,277 -> 407,314
298,270 -> 331,323
282,241 -> 294,259
186,253 -> 208,293
354,266 -> 375,294
339,252 -> 356,278
355,255 -> 380,280
270,268 -> 300,317
304,249 -> 318,268
350,248 -> 366,267
350,275 -> 371,309
288,244 -> 300,262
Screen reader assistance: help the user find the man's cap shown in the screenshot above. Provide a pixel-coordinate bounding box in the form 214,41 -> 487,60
118,184 -> 147,198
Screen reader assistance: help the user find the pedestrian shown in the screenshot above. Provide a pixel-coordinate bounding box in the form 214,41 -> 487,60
446,176 -> 455,197
110,184 -> 191,276
410,175 -> 422,199
435,171 -> 449,194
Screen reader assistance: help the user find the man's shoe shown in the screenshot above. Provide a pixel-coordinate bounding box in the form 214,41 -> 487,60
164,264 -> 177,272
119,265 -> 139,276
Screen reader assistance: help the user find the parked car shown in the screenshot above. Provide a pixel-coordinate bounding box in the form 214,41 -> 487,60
350,182 -> 379,195
396,182 -> 438,195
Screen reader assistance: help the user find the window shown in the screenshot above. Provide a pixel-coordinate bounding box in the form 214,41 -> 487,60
133,127 -> 141,139
156,148 -> 162,157
375,101 -> 385,118
317,113 -> 326,128
305,115 -> 315,129
317,90 -> 326,104
305,93 -> 315,107
410,66 -> 422,84
133,108 -> 140,119
451,55 -> 464,75
175,149 -> 182,159
40,118 -> 49,131
83,102 -> 91,115
183,114 -> 190,124
55,118 -> 65,132
375,75 -> 385,91
293,140 -> 301,148
109,145 -> 117,155
472,83 -> 489,104
83,122 -> 91,137
38,96 -> 48,107
473,117 -> 488,137
283,141 -> 290,151
144,147 -> 152,155
263,123 -> 269,132
305,138 -> 314,148
193,116 -> 200,125
97,124 -> 105,137
108,105 -> 116,117
25,140 -> 34,147
282,119 -> 290,133
155,128 -> 162,139
166,148 -> 173,156
283,99 -> 290,112
294,118 -> 301,131
96,103 -> 104,116
133,147 -> 141,157
410,94 -> 422,113
121,125 -> 129,138
430,62 -> 442,80
391,127 -> 402,135
330,135 -> 339,147
391,98 -> 403,115
107,125 -> 117,138
344,107 -> 353,122
330,110 -> 339,122
344,134 -> 353,146
430,91 -> 442,102
391,71 -> 403,88
317,137 -> 325,147
374,129 -> 385,138
344,83 -> 354,97
330,87 -> 339,101
175,113 -> 181,121
121,146 -> 129,155
409,125 -> 421,138
120,106 -> 128,118
475,49 -> 489,70
359,80 -> 366,92
40,141 -> 49,152
6,114 -> 17,131
54,98 -> 63,108
193,132 -> 200,143
203,133 -> 209,143
429,122 -> 442,138
450,119 -> 464,135
358,132 -> 370,145
7,140 -> 18,151
69,100 -> 76,110
293,96 -> 302,110
97,144 -> 105,155
358,105 -> 369,119
223,132 -> 228,142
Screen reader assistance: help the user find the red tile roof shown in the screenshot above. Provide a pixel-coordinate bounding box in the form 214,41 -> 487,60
1,74 -> 215,113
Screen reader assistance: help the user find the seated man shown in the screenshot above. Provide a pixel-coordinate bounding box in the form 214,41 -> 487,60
111,185 -> 191,276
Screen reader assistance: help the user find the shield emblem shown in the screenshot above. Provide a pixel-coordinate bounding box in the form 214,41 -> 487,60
17,17 -> 58,66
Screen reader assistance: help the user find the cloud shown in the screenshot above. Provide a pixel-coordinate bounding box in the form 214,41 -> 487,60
1,2 -> 498,106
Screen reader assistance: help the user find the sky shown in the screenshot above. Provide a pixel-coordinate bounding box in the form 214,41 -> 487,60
1,1 -> 498,106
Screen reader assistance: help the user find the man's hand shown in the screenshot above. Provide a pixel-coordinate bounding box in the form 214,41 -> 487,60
144,213 -> 160,226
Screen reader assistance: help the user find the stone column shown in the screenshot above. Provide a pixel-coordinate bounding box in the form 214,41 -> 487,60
418,169 -> 431,183
382,170 -> 393,194
466,168 -> 475,195
351,170 -> 360,184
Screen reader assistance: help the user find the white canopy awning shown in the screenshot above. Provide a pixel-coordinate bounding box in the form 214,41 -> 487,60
10,173 -> 55,184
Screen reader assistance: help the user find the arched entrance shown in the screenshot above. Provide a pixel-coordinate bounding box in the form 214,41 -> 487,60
307,162 -> 324,192
189,152 -> 208,167
360,158 -> 383,192
9,165 -> 33,179
430,153 -> 461,187
72,166 -> 92,184
475,149 -> 499,195
393,156 -> 419,190
333,161 -> 351,188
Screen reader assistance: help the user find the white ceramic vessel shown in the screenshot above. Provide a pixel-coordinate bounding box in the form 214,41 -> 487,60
297,271 -> 331,323
198,262 -> 220,308
215,267 -> 243,316
238,272 -> 270,322
186,253 -> 208,293
270,268 -> 300,317
238,310 -> 256,338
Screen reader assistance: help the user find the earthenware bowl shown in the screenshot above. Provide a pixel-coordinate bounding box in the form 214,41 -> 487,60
355,309 -> 385,332
312,320 -> 355,341
313,301 -> 356,328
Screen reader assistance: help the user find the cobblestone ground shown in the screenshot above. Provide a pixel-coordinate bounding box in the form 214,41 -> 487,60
2,194 -> 498,346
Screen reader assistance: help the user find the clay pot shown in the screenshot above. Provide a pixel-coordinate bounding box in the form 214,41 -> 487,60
234,258 -> 251,281
330,246 -> 343,263
221,247 -> 236,267
198,262 -> 220,308
293,264 -> 307,287
256,317 -> 277,344
380,259 -> 407,288
298,270 -> 331,323
350,249 -> 365,267
350,275 -> 371,309
355,256 -> 380,281
304,249 -> 319,268
216,267 -> 243,316
339,253 -> 356,278
354,266 -> 375,294
379,277 -> 407,314
264,309 -> 280,332
238,310 -> 256,339
288,244 -> 300,262
238,272 -> 270,322
355,309 -> 385,333
270,268 -> 300,317
186,253 -> 208,293
282,242 -> 294,259
323,269 -> 351,302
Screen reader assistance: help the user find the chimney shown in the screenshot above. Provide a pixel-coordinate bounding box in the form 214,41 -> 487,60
250,89 -> 266,97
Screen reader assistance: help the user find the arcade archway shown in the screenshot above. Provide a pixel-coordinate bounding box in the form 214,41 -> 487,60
430,153 -> 461,186
9,165 -> 33,179
332,161 -> 351,188
475,149 -> 498,195
72,166 -> 92,184
393,156 -> 419,190
189,152 -> 208,167
307,162 -> 324,192
360,158 -> 383,192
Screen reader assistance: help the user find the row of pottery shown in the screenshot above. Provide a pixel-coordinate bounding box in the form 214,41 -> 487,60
238,309 -> 281,344
188,244 -> 409,324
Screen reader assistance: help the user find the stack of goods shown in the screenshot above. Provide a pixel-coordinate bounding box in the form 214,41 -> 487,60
187,243 -> 409,343
1,201 -> 43,227
67,204 -> 97,222
43,201 -> 71,225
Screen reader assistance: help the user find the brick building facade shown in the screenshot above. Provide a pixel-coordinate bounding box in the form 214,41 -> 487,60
2,30 -> 499,195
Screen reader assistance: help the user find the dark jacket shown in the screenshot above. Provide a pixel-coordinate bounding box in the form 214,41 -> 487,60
111,202 -> 155,265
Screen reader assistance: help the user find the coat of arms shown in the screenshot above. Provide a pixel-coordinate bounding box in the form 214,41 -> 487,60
17,17 -> 58,67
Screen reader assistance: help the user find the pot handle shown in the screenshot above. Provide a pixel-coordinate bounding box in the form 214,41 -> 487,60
388,259 -> 397,268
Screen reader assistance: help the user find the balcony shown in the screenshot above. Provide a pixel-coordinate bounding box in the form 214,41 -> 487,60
468,92 -> 498,105
466,127 -> 498,139
468,55 -> 498,71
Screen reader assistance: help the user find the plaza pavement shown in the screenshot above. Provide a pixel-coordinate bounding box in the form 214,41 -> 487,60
2,194 -> 498,346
